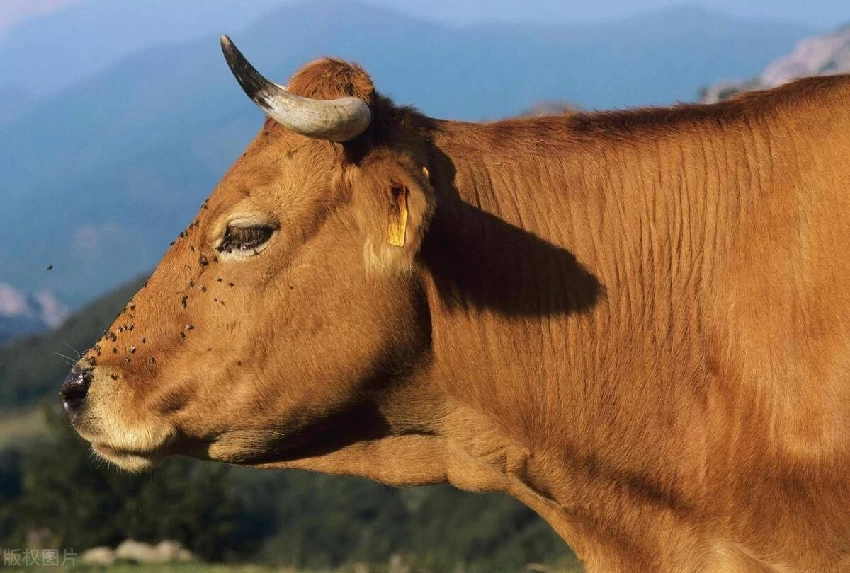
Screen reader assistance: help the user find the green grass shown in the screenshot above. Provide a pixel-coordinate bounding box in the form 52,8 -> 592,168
6,560 -> 585,573
0,565 -> 288,573
4,566 -> 293,573
0,406 -> 48,449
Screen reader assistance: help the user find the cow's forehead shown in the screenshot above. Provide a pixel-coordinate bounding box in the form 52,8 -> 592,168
205,124 -> 339,219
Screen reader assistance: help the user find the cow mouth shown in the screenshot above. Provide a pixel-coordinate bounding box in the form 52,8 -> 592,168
91,443 -> 164,472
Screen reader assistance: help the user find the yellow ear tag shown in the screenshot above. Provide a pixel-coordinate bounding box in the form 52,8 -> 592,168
387,185 -> 409,247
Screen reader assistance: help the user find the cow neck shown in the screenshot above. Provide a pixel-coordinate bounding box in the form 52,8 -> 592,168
416,116 -> 735,569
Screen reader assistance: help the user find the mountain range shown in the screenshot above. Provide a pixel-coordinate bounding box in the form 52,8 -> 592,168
0,87 -> 36,125
702,23 -> 850,102
0,283 -> 68,344
0,2 -> 817,328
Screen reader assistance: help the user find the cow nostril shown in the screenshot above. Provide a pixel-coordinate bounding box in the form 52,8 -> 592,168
60,366 -> 92,418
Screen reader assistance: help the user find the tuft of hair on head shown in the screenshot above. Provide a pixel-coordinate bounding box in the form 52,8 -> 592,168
287,57 -> 376,105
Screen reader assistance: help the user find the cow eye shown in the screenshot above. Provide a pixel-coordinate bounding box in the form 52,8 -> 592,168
217,225 -> 275,255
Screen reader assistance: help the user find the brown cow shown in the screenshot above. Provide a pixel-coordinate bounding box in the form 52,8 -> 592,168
61,36 -> 850,572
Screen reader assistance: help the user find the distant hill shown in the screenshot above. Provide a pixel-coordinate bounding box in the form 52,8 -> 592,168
701,23 -> 850,102
0,87 -> 39,125
0,1 -> 812,306
0,283 -> 68,344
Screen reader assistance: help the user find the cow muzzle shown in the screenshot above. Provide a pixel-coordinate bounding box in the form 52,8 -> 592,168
61,364 -> 175,472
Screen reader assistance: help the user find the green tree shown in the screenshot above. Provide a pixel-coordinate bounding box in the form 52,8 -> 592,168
0,448 -> 23,544
10,405 -> 248,560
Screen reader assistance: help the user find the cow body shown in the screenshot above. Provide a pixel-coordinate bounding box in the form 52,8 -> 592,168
63,44 -> 850,572
419,90 -> 850,570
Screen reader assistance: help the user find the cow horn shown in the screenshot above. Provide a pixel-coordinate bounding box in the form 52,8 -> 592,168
220,35 -> 371,142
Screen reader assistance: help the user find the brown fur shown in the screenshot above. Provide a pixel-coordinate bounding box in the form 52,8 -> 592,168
68,56 -> 850,572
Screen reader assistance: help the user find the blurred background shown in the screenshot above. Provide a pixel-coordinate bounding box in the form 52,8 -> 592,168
0,1 -> 848,571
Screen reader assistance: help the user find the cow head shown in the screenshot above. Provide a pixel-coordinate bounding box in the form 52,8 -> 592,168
61,37 -> 441,474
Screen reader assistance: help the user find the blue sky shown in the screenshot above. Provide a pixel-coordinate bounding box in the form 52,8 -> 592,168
364,0 -> 846,30
4,1 -> 848,34
0,0 -> 844,100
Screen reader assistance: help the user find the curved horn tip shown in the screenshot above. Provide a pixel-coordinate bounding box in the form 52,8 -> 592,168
220,35 -> 239,61
219,34 -> 274,106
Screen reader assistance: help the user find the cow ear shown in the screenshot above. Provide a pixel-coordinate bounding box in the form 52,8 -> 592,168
348,153 -> 435,275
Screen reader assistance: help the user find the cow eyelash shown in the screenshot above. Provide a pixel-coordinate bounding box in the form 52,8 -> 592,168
217,225 -> 275,255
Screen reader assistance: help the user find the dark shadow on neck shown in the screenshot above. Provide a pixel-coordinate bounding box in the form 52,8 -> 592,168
421,146 -> 604,318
